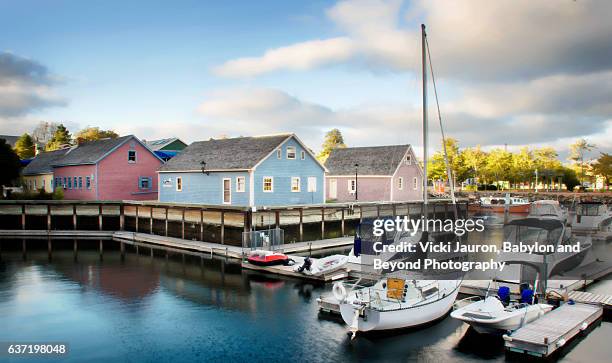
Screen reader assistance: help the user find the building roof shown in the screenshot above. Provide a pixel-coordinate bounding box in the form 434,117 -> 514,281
22,148 -> 70,175
325,145 -> 411,175
159,134 -> 294,171
145,137 -> 186,151
0,135 -> 19,148
53,135 -> 135,166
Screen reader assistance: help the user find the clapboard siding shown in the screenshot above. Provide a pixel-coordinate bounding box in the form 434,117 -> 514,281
158,171 -> 250,205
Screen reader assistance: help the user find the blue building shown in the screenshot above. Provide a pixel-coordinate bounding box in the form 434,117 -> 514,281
158,134 -> 326,206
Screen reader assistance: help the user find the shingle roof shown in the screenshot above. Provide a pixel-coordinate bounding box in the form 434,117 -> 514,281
0,135 -> 19,148
159,134 -> 292,171
325,145 -> 411,175
145,137 -> 184,151
22,148 -> 70,175
53,135 -> 134,166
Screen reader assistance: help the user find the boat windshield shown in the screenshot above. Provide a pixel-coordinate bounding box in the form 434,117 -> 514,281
530,204 -> 558,216
503,225 -> 562,247
577,204 -> 606,216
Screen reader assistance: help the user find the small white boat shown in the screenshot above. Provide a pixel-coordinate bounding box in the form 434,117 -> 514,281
451,285 -> 553,334
571,202 -> 612,233
294,254 -> 348,276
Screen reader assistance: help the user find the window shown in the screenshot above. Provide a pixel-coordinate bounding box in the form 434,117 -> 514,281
405,154 -> 412,165
176,177 -> 182,191
78,177 -> 83,189
291,177 -> 300,192
63,177 -> 67,188
128,150 -> 137,163
236,176 -> 245,192
223,178 -> 231,204
86,176 -> 91,189
276,149 -> 281,159
33,180 -> 37,189
263,177 -> 273,192
398,177 -> 403,190
307,177 -> 317,192
73,177 -> 77,189
68,177 -> 72,189
139,176 -> 152,189
413,177 -> 418,190
301,151 -> 305,160
287,146 -> 296,159
348,179 -> 356,193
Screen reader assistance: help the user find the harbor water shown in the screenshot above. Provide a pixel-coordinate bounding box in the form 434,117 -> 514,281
0,237 -> 609,362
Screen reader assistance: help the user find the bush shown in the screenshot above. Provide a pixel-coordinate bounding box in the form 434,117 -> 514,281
9,189 -> 55,200
477,184 -> 498,191
463,185 -> 478,191
52,187 -> 64,200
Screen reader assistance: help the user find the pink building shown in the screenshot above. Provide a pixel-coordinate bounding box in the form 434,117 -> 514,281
53,135 -> 163,200
324,145 -> 423,202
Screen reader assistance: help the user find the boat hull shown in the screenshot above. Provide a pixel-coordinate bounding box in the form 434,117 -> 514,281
452,303 -> 553,334
339,285 -> 460,331
469,204 -> 530,213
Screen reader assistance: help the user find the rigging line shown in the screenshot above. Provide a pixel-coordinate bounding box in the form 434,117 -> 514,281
425,35 -> 457,207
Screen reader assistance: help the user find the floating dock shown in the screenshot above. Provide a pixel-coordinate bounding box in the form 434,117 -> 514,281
503,302 -> 603,358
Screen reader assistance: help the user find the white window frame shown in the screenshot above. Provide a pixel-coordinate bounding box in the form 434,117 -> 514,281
291,177 -> 300,192
128,150 -> 137,163
287,146 -> 296,159
222,178 -> 231,204
398,177 -> 403,190
236,176 -> 246,192
307,177 -> 317,192
348,179 -> 356,193
413,177 -> 418,190
276,149 -> 281,159
300,151 -> 305,160
263,176 -> 274,192
405,154 -> 411,165
176,177 -> 183,192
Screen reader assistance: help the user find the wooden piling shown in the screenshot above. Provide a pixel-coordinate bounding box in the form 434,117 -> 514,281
72,204 -> 77,230
135,205 -> 139,233
99,240 -> 103,256
321,207 -> 325,240
47,204 -> 51,231
341,209 -> 345,236
21,204 -> 25,230
299,208 -> 304,242
181,208 -> 185,240
200,209 -> 204,242
220,211 -> 225,245
119,204 -> 125,231
165,207 -> 169,237
275,211 -> 280,229
150,206 -> 153,234
98,205 -> 103,231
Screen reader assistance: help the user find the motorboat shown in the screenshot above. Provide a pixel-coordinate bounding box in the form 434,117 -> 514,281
246,250 -> 292,266
570,202 -> 612,234
294,254 -> 348,276
496,217 -> 592,280
528,200 -> 568,223
469,196 -> 530,213
451,284 -> 553,334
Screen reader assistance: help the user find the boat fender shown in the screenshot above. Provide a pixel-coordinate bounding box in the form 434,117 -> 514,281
580,322 -> 588,331
333,282 -> 347,302
557,338 -> 566,347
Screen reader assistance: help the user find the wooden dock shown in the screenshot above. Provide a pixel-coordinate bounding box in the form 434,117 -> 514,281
504,302 -> 603,358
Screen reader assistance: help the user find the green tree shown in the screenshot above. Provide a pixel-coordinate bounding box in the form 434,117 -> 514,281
568,138 -> 596,184
591,152 -> 612,186
0,139 -> 21,191
45,124 -> 72,151
317,128 -> 346,163
74,127 -> 119,144
14,133 -> 36,159
461,145 -> 487,182
428,138 -> 466,184
484,148 -> 513,188
559,166 -> 580,191
511,147 -> 534,188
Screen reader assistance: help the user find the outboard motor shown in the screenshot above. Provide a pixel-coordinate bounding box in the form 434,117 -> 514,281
297,257 -> 312,273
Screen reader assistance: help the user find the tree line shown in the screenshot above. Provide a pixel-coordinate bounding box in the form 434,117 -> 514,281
13,121 -> 119,159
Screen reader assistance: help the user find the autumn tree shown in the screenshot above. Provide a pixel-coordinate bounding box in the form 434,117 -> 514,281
14,133 -> 36,159
428,138 -> 466,186
568,138 -> 596,184
484,148 -> 513,188
461,145 -> 487,182
74,127 -> 119,144
317,128 -> 346,163
45,124 -> 72,151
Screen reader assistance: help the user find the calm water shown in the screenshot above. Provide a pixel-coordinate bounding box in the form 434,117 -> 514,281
0,239 -> 609,363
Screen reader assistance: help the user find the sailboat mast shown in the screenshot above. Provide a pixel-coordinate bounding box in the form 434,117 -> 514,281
422,24 -> 428,205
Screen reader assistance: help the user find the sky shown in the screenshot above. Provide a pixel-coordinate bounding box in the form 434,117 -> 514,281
1,0 -> 611,160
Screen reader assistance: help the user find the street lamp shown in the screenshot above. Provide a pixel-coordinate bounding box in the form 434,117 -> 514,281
354,163 -> 359,201
201,161 -> 209,175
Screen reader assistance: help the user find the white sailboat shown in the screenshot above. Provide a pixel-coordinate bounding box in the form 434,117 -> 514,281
335,24 -> 462,337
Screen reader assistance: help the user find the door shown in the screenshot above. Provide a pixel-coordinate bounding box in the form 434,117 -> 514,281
329,179 -> 337,199
223,178 -> 231,204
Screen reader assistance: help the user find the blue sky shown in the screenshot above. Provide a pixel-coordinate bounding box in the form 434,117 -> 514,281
1,0 -> 611,157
